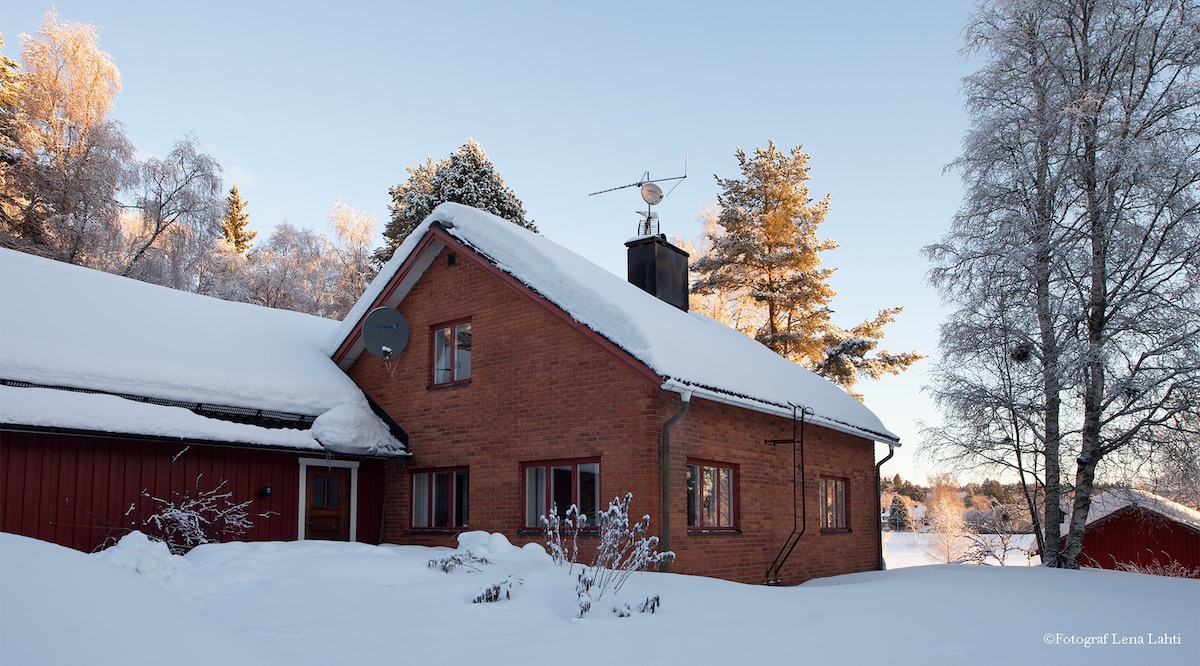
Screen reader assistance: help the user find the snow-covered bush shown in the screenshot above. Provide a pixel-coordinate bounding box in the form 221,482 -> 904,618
473,576 -> 523,603
544,493 -> 675,618
540,502 -> 584,569
142,479 -> 254,555
427,552 -> 492,573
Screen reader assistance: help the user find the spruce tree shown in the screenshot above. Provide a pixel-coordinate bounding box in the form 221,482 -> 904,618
221,185 -> 256,253
374,139 -> 535,265
692,141 -> 922,398
888,495 -> 912,531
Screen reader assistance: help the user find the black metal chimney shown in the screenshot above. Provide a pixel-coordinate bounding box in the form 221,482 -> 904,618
625,234 -> 689,311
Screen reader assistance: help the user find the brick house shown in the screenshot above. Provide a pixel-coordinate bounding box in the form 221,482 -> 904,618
0,249 -> 406,552
332,203 -> 901,585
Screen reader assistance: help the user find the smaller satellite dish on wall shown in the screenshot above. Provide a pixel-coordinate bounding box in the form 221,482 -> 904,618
362,307 -> 409,361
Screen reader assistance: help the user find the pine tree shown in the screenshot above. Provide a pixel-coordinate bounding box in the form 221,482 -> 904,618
888,495 -> 912,531
374,139 -> 535,265
221,185 -> 255,254
692,141 -> 923,398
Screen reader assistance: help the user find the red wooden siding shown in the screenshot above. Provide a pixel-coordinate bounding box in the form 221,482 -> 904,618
1,430 -> 386,553
1074,507 -> 1200,576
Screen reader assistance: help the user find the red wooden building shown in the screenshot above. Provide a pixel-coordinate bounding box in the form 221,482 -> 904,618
1064,489 -> 1200,578
0,249 -> 406,552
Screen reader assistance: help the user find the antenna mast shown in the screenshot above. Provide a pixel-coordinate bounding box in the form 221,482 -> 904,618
589,155 -> 687,236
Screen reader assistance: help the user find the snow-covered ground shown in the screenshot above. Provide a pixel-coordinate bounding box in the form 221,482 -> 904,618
2,531 -> 1196,665
883,530 -> 1040,568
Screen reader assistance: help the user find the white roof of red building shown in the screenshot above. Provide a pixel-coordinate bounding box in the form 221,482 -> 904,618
0,249 -> 404,456
338,203 -> 898,443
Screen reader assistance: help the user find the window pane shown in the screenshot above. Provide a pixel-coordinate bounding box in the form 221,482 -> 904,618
433,472 -> 449,527
686,465 -> 698,527
577,463 -> 599,524
551,466 -> 573,519
455,323 -> 472,380
525,467 -> 546,527
412,473 -> 429,528
702,466 -> 717,527
819,479 -> 829,528
718,466 -> 733,527
835,480 -> 846,528
433,327 -> 451,383
454,470 -> 469,527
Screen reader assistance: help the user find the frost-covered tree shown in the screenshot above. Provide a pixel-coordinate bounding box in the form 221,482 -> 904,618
220,185 -> 255,253
0,11 -> 133,263
692,141 -> 923,398
327,201 -> 379,317
246,203 -> 378,320
374,139 -> 535,264
925,0 -> 1200,569
888,495 -> 913,531
118,135 -> 223,286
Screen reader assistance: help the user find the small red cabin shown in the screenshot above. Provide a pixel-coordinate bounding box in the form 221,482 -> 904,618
1065,489 -> 1200,578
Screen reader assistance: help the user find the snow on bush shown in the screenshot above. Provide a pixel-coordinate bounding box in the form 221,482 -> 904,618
427,552 -> 492,573
472,576 -> 523,603
141,479 -> 256,555
543,492 -> 675,617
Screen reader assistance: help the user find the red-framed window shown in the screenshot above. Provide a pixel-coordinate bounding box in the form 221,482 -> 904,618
412,468 -> 469,529
686,459 -> 737,529
820,476 -> 848,531
431,319 -> 472,386
522,459 -> 600,529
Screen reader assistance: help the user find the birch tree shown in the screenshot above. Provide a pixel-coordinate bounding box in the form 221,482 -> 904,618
0,12 -> 132,263
926,0 -> 1200,568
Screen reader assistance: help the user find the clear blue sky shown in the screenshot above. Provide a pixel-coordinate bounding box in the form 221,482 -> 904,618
5,1 -> 981,483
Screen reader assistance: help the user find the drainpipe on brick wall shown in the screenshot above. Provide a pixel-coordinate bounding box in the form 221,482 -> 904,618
875,441 -> 898,571
660,386 -> 692,571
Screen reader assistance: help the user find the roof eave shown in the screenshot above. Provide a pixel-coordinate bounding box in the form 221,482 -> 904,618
660,378 -> 901,444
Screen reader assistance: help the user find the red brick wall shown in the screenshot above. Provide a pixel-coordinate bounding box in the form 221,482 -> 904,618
350,243 -> 881,584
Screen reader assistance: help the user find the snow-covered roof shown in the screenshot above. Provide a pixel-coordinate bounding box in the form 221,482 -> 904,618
1080,489 -> 1200,532
0,249 -> 404,456
338,203 -> 898,443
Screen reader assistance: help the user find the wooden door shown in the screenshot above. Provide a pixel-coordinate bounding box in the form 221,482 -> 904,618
305,466 -> 351,541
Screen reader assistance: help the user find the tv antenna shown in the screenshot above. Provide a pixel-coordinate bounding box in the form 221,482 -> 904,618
589,155 -> 687,236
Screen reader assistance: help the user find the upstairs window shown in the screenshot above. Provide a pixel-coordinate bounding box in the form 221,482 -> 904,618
820,477 -> 848,531
412,468 -> 469,529
432,320 -> 472,385
687,460 -> 736,529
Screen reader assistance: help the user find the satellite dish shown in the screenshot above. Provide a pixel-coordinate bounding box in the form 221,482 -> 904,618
362,307 -> 409,360
641,182 -> 664,205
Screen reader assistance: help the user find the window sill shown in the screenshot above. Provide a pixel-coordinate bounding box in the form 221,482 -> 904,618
517,529 -> 599,538
405,528 -> 468,535
820,528 -> 852,534
427,379 -> 472,390
687,529 -> 742,536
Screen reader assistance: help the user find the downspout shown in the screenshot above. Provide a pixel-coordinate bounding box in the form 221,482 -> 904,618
875,441 -> 897,571
660,387 -> 692,572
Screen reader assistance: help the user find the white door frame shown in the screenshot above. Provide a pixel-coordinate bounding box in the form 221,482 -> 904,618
298,458 -> 360,541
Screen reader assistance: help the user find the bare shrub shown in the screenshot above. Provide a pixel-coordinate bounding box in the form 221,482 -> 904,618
473,576 -> 523,603
541,493 -> 675,617
427,552 -> 492,574
142,479 -> 254,555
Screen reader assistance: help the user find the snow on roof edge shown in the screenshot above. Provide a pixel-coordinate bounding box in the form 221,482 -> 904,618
336,204 -> 899,444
